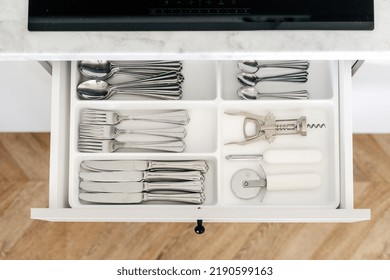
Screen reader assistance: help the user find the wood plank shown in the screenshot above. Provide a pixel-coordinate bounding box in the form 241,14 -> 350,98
0,133 -> 50,181
0,133 -> 389,260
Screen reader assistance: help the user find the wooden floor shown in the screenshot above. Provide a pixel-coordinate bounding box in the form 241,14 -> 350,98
0,133 -> 389,260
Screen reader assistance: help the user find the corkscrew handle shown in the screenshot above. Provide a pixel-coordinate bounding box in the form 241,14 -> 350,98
275,116 -> 307,136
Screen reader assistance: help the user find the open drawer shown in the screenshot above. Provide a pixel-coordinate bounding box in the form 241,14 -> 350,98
31,60 -> 370,224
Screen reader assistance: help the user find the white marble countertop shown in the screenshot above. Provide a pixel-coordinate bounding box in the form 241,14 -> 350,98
0,0 -> 389,60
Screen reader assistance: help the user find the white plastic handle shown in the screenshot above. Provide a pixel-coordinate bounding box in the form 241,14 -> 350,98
263,149 -> 323,164
266,173 -> 321,191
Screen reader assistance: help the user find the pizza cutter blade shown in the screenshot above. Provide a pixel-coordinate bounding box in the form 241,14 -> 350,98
231,167 -> 267,200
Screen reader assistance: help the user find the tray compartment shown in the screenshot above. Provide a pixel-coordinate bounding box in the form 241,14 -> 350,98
73,61 -> 218,101
70,102 -> 218,154
220,60 -> 338,100
68,154 -> 218,208
220,101 -> 340,207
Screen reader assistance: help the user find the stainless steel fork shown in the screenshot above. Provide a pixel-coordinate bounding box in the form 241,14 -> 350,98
78,139 -> 186,153
79,124 -> 187,140
80,109 -> 190,126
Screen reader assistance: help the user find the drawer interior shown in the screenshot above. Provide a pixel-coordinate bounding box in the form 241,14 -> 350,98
31,60 -> 371,223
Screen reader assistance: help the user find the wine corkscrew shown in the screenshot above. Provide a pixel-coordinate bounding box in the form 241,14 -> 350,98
225,111 -> 326,144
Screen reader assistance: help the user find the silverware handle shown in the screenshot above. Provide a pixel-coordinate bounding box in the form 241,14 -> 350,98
106,70 -> 180,81
113,71 -> 182,88
128,110 -> 190,125
120,79 -> 183,86
258,71 -> 308,83
114,84 -> 182,93
116,84 -> 182,90
118,66 -> 182,72
118,126 -> 187,139
226,154 -> 264,161
119,140 -> 186,153
112,60 -> 181,65
144,192 -> 205,204
144,171 -> 204,182
112,61 -> 182,70
149,160 -> 209,173
115,84 -> 182,93
145,181 -> 205,193
259,90 -> 309,99
123,73 -> 184,83
259,61 -> 309,70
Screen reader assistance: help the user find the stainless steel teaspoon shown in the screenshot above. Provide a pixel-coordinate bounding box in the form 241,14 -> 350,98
238,60 -> 310,74
237,86 -> 309,100
77,80 -> 182,100
237,71 -> 308,86
79,60 -> 183,80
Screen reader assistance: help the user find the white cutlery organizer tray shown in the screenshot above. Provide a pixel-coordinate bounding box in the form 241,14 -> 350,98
68,60 -> 341,209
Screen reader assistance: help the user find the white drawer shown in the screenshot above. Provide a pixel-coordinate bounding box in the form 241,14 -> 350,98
31,60 -> 370,224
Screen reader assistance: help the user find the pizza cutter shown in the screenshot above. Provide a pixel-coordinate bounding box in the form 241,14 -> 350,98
231,164 -> 321,202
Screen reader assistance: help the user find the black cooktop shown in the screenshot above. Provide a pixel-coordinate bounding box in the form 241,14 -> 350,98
28,0 -> 374,31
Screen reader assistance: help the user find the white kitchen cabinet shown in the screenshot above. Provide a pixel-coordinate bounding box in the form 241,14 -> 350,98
352,61 -> 390,133
30,60 -> 370,226
0,61 -> 51,132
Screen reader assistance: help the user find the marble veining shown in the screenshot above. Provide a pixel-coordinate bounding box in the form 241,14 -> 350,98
0,0 -> 389,60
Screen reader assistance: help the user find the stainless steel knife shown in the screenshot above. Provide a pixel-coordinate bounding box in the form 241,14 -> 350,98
79,192 -> 205,204
79,170 -> 205,182
79,180 -> 204,193
81,160 -> 209,173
